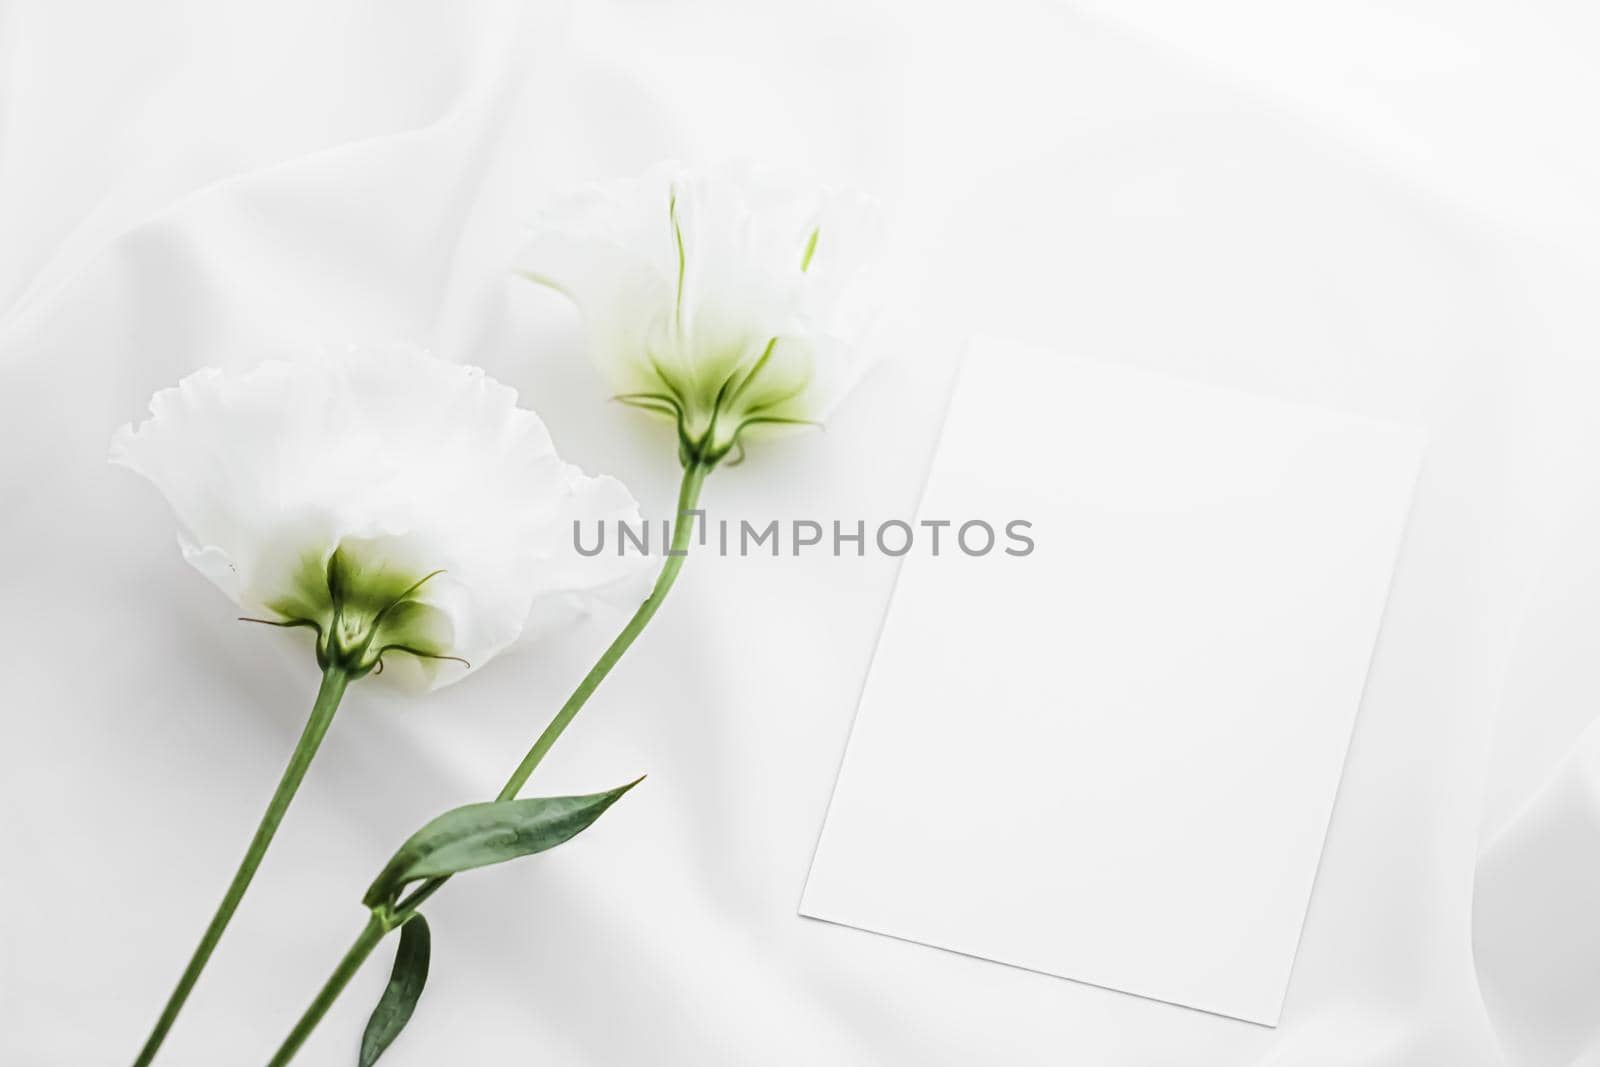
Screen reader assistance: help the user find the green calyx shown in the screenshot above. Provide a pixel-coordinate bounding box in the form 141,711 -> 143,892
617,346 -> 818,469
254,541 -> 461,679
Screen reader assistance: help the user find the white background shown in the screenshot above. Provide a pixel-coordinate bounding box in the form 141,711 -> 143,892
4,1 -> 1600,1064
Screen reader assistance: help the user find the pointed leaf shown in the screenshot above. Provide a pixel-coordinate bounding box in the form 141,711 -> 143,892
364,778 -> 643,908
358,915 -> 431,1067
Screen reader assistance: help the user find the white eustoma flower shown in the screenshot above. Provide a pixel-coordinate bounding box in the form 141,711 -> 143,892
111,346 -> 643,688
520,162 -> 877,466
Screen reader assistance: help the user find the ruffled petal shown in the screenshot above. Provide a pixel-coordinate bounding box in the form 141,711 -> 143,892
111,346 -> 647,689
520,162 -> 880,463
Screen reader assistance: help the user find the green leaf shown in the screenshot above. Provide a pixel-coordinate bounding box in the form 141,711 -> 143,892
364,778 -> 643,908
358,915 -> 431,1067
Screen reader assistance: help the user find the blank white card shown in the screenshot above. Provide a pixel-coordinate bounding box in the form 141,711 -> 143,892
801,339 -> 1423,1025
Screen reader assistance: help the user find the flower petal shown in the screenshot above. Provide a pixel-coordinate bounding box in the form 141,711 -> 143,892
112,346 -> 647,689
520,162 -> 880,462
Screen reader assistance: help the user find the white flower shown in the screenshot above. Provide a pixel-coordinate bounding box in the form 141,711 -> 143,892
520,162 -> 878,465
111,346 -> 644,688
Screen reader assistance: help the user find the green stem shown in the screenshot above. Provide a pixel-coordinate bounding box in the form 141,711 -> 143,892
267,460 -> 712,1064
134,666 -> 352,1067
266,915 -> 387,1067
498,458 -> 709,800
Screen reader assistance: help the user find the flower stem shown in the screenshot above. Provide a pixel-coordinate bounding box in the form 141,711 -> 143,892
267,459 -> 712,1063
133,666 -> 352,1067
266,914 -> 387,1067
498,457 -> 710,800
